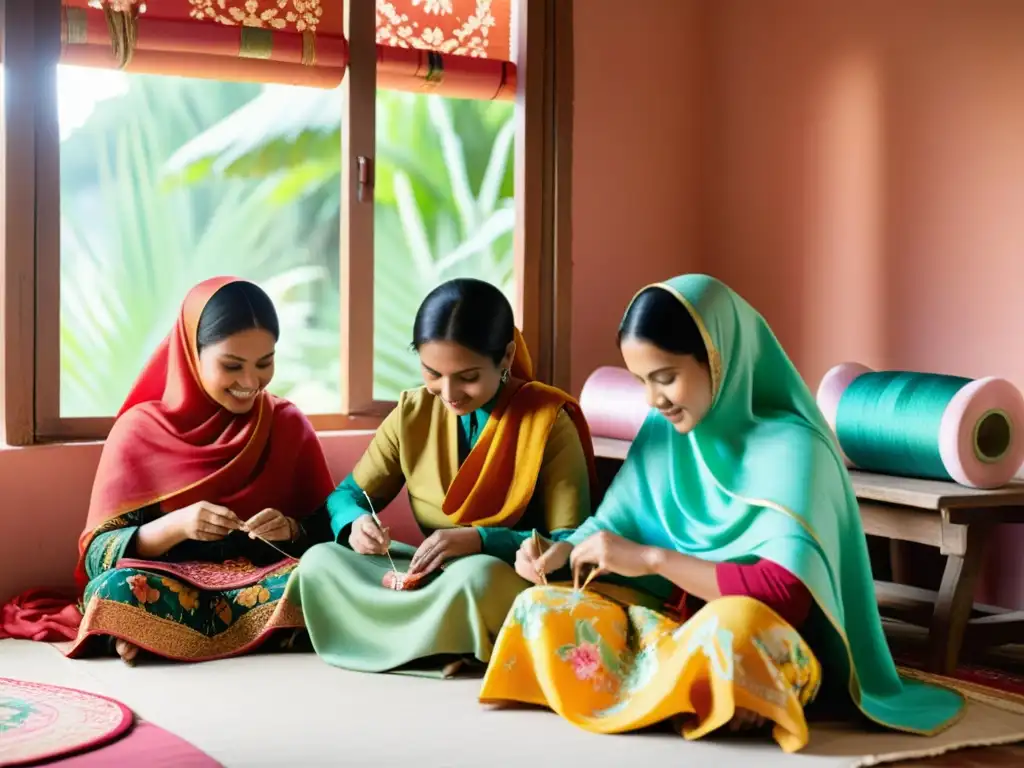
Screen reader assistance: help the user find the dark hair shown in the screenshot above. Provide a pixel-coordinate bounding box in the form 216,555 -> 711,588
617,286 -> 709,362
412,278 -> 514,366
196,280 -> 280,353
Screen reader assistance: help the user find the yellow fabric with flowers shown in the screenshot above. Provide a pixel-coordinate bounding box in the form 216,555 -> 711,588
479,587 -> 822,752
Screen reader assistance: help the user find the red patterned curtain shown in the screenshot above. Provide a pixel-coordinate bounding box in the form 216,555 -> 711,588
60,0 -> 348,88
376,0 -> 515,101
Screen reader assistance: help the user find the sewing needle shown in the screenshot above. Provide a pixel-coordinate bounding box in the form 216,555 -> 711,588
362,490 -> 400,578
532,529 -> 549,586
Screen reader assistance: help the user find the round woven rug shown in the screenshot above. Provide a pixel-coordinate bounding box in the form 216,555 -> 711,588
0,678 -> 133,766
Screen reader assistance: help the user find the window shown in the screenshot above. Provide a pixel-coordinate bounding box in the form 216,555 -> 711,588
57,71 -> 347,417
1,0 -> 570,445
371,91 -> 516,401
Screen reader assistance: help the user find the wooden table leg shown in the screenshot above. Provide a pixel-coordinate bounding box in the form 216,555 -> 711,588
890,540 -> 912,585
926,523 -> 992,675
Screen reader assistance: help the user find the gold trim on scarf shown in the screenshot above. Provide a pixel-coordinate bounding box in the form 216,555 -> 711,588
622,283 -> 724,405
710,456 -> 965,737
654,282 -> 724,405
99,535 -> 122,571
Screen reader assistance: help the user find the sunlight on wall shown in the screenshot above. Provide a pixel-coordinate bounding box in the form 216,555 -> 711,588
803,49 -> 887,378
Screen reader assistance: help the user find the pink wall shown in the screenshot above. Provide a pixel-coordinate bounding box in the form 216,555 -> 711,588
571,0 -> 1024,396
702,0 -> 1024,391
569,0 -> 706,395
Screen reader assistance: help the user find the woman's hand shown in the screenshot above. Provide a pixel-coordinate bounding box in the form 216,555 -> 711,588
407,529 -> 482,577
515,538 -> 572,584
169,501 -> 244,542
570,531 -> 661,582
243,508 -> 296,542
349,514 -> 391,555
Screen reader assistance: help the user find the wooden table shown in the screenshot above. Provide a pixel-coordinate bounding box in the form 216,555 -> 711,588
591,436 -> 1024,675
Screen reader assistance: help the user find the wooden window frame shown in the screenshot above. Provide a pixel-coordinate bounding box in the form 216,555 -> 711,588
1,0 -> 574,446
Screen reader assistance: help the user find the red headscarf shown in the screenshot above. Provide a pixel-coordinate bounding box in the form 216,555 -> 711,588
75,276 -> 336,587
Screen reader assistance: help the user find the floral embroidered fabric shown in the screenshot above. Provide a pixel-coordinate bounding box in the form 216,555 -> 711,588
479,586 -> 821,753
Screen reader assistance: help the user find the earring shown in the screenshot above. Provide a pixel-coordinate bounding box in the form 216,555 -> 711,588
501,368 -> 510,384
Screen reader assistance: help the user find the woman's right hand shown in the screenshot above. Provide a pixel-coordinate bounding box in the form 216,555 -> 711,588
515,538 -> 572,584
349,514 -> 391,555
169,501 -> 244,542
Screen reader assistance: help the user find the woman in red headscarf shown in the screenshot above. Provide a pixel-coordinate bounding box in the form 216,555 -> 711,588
64,277 -> 335,663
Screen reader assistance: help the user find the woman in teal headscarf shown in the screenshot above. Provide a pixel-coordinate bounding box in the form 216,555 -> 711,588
478,274 -> 963,752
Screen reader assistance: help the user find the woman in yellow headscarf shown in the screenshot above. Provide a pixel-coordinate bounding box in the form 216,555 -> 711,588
285,278 -> 596,675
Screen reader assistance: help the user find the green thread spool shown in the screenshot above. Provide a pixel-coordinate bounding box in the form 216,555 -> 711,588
817,363 -> 1024,489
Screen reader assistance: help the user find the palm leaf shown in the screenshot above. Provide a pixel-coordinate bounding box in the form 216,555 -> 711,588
163,85 -> 343,183
435,205 -> 515,273
59,73 -> 338,416
392,170 -> 437,283
426,96 -> 478,234
477,116 -> 516,215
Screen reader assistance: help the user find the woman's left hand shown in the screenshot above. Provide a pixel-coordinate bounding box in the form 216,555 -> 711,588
570,531 -> 660,581
244,508 -> 296,542
408,529 -> 482,576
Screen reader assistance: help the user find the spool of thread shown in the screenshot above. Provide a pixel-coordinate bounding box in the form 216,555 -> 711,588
816,363 -> 1024,489
579,367 -> 649,442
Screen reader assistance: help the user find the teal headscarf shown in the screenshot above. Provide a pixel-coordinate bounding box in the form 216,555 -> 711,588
569,274 -> 963,735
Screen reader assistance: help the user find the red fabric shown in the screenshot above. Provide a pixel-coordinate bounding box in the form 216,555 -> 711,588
663,588 -> 690,621
49,721 -> 221,767
715,558 -> 813,628
75,276 -> 336,587
0,589 -> 81,641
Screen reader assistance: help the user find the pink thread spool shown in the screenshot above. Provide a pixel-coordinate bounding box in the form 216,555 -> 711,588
816,362 -> 1024,489
579,367 -> 649,442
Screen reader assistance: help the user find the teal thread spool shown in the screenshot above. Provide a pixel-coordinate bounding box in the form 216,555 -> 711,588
816,363 -> 1024,489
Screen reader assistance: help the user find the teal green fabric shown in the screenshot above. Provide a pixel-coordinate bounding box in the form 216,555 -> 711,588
325,473 -> 377,539
80,507 -> 309,658
287,541 -> 528,673
85,527 -> 139,581
568,274 -> 964,735
323,386 -> 574,564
